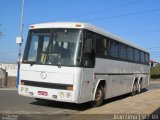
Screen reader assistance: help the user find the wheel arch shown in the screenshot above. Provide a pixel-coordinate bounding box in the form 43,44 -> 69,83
131,77 -> 138,92
92,79 -> 106,100
139,77 -> 143,84
138,77 -> 143,89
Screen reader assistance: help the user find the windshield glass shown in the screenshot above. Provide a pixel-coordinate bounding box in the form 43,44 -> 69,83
23,29 -> 83,67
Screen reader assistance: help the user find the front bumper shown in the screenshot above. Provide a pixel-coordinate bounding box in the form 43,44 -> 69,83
18,85 -> 79,103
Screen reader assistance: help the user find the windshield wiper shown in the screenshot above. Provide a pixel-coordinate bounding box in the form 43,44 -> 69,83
30,61 -> 36,66
23,60 -> 36,66
56,54 -> 62,68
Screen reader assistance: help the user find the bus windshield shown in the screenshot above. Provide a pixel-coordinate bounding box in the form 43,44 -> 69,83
23,29 -> 83,67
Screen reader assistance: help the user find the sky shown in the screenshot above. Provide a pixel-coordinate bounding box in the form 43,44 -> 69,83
0,0 -> 160,63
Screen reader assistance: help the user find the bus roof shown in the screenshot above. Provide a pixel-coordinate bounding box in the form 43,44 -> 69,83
30,22 -> 149,53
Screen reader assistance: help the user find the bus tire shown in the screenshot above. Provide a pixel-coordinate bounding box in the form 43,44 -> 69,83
131,81 -> 138,96
92,85 -> 105,107
138,80 -> 143,94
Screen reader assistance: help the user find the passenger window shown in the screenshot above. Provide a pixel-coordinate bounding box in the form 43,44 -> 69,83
104,39 -> 109,56
110,41 -> 119,58
96,35 -> 109,57
119,44 -> 127,59
140,51 -> 145,63
145,53 -> 149,64
127,47 -> 134,61
134,49 -> 140,62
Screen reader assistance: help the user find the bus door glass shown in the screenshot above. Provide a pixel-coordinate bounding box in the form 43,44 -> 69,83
80,30 -> 95,102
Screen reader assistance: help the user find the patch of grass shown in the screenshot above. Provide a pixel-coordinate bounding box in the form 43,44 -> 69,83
150,65 -> 160,79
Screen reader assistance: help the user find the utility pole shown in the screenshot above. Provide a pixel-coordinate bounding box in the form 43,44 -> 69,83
16,0 -> 24,88
16,0 -> 24,63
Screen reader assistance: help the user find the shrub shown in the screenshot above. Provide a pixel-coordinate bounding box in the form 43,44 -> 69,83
150,64 -> 160,79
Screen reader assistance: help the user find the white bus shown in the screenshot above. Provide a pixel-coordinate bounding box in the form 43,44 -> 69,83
18,22 -> 150,107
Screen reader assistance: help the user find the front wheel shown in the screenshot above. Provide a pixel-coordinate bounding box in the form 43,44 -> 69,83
91,86 -> 105,107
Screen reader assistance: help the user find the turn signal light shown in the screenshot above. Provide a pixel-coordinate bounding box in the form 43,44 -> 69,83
66,86 -> 73,91
75,24 -> 81,27
30,26 -> 35,29
21,81 -> 25,85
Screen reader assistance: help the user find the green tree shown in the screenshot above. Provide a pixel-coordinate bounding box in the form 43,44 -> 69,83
150,64 -> 160,79
151,64 -> 160,75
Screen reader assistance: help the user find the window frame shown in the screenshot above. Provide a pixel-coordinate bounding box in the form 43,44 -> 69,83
82,29 -> 150,66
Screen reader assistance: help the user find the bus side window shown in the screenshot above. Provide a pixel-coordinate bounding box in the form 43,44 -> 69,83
134,49 -> 140,62
96,35 -> 109,57
140,51 -> 145,63
127,47 -> 134,61
145,53 -> 149,64
82,30 -> 95,67
119,44 -> 127,59
109,40 -> 120,58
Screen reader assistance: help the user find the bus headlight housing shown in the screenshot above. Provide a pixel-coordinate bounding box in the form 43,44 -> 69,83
21,87 -> 24,92
58,91 -> 72,100
21,80 -> 25,85
58,92 -> 64,99
20,86 -> 29,94
66,92 -> 72,99
66,86 -> 73,91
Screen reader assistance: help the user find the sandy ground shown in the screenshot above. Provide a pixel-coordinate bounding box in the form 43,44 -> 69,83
68,89 -> 160,120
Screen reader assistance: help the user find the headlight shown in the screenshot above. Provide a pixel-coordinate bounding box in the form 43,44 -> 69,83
66,92 -> 72,99
58,91 -> 72,100
21,87 -> 24,92
25,88 -> 29,93
21,87 -> 29,93
58,92 -> 64,98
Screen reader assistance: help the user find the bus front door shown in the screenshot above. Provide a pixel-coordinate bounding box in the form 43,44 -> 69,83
80,68 -> 94,103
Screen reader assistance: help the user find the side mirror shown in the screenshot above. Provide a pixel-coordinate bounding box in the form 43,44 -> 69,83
16,36 -> 23,44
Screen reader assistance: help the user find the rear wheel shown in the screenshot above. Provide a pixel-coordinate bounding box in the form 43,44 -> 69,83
92,85 -> 105,107
138,80 -> 143,93
131,81 -> 138,96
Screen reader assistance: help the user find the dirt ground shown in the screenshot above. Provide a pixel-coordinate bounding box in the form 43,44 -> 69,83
6,76 -> 16,88
68,89 -> 160,120
82,89 -> 160,114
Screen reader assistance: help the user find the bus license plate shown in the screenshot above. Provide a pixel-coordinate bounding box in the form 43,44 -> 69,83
38,91 -> 48,96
